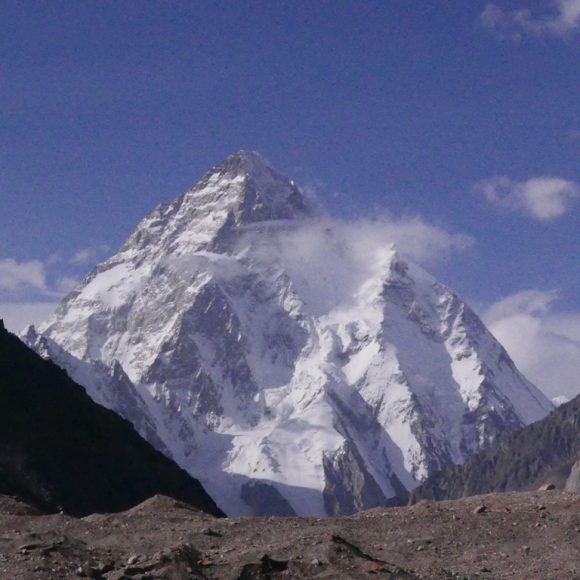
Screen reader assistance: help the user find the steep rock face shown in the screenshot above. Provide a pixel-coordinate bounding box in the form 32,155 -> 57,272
322,441 -> 390,516
240,481 -> 296,517
565,460 -> 580,492
410,393 -> 579,502
26,151 -> 553,516
0,322 -> 223,517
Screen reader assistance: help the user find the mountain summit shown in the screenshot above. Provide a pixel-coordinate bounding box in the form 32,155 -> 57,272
118,149 -> 310,259
26,152 -> 553,516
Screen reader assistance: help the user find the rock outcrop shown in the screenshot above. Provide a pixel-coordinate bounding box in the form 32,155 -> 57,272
410,393 -> 580,503
565,460 -> 580,492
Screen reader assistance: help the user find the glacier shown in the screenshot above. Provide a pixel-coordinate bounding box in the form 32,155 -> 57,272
25,151 -> 553,516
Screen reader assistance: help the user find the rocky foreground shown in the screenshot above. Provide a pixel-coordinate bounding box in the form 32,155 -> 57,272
0,491 -> 578,579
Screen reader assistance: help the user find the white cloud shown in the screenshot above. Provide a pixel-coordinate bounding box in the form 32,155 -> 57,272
336,216 -> 474,264
481,0 -> 580,38
483,290 -> 580,400
476,176 -> 580,221
55,276 -> 79,293
0,244 -> 108,299
0,244 -> 108,330
0,302 -> 58,334
70,244 -> 110,265
71,249 -> 92,265
0,258 -> 47,291
237,216 -> 473,316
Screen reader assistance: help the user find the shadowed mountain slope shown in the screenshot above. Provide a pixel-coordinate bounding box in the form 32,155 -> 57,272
0,320 -> 223,517
410,394 -> 580,503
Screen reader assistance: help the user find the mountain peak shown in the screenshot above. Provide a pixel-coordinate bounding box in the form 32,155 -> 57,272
221,150 -> 268,175
29,154 -> 553,517
117,151 -> 311,256
206,150 -> 298,196
186,150 -> 311,229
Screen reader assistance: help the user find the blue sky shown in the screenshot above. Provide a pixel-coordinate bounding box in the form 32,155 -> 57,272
1,1 -> 579,397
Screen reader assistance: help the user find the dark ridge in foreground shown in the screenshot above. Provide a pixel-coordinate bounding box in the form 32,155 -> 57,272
410,394 -> 580,503
0,320 -> 223,517
0,491 -> 577,579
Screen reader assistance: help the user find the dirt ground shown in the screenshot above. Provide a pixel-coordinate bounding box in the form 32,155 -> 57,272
0,490 -> 578,579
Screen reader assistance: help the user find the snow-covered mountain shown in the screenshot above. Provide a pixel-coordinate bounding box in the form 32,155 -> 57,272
25,151 -> 553,516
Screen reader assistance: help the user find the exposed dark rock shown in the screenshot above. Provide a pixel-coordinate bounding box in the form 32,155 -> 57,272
237,554 -> 289,579
240,481 -> 296,516
326,534 -> 413,577
410,393 -> 580,503
323,440 -> 387,515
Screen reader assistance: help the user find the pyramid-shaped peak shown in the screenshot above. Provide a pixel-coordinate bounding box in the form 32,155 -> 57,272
186,150 -> 312,224
224,149 -> 267,169
216,150 -> 282,182
119,150 -> 312,257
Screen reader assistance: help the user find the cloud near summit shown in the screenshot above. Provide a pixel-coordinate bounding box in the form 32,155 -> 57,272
234,215 -> 474,317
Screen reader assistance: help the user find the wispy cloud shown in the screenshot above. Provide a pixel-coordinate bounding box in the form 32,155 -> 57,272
483,289 -> 580,400
0,258 -> 47,291
69,245 -> 110,266
237,216 -> 473,316
476,176 -> 580,221
0,244 -> 109,332
481,0 -> 580,39
55,276 -> 79,293
71,249 -> 92,265
0,258 -> 79,300
0,302 -> 59,334
245,216 -> 473,270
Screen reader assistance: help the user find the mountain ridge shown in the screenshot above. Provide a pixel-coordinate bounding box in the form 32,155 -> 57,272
409,392 -> 580,502
25,151 -> 553,516
0,320 -> 222,517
